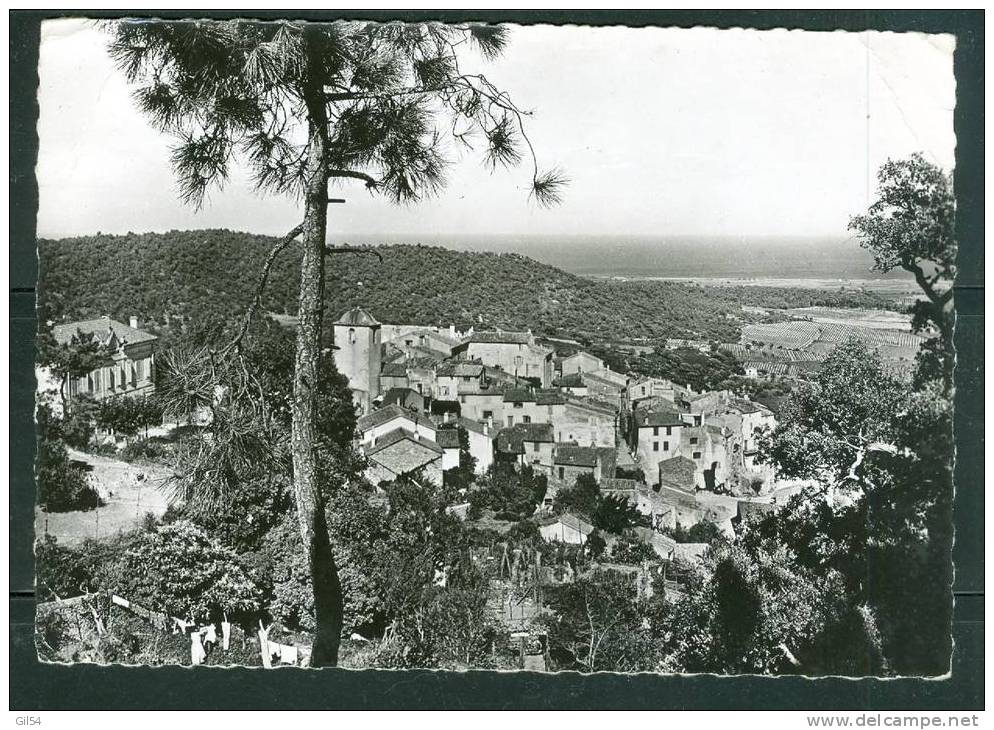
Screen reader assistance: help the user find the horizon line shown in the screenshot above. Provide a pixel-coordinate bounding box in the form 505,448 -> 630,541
36,228 -> 856,243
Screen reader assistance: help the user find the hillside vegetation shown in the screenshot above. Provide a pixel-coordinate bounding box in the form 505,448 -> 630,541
38,230 -> 894,347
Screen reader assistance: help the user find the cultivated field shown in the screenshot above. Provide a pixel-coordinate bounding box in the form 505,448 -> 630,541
734,306 -> 926,376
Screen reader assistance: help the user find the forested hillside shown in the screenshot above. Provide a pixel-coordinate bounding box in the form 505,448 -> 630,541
37,230 -> 894,347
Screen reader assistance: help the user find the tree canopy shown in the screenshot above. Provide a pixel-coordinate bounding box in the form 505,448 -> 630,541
108,20 -> 565,208
849,153 -> 955,387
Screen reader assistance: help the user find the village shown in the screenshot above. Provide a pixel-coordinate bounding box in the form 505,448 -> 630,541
17,12 -> 968,710
36,304 -> 817,670
336,306 -> 795,534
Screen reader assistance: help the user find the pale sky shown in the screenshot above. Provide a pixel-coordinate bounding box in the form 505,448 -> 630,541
36,18 -> 956,240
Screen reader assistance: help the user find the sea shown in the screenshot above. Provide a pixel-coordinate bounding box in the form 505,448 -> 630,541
327,233 -> 919,293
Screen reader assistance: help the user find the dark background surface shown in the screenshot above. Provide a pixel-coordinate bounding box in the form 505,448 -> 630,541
9,9 -> 984,710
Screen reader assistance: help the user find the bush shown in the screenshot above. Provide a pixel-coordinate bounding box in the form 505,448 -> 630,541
665,520 -> 726,545
112,520 -> 263,623
469,464 -> 547,522
35,535 -> 95,600
365,560 -> 507,669
37,437 -> 104,513
62,396 -> 98,448
609,533 -> 658,564
504,519 -> 541,545
586,531 -> 607,559
120,438 -> 170,463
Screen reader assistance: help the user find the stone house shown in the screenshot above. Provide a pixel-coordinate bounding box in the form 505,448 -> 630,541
704,399 -> 777,492
627,376 -> 688,408
452,330 -> 554,387
387,327 -> 463,358
356,403 -> 437,446
363,427 -> 444,486
52,316 -> 158,402
560,351 -> 605,376
402,356 -> 440,398
433,426 -> 462,472
538,513 -> 595,545
552,444 -> 616,485
632,406 -> 687,478
449,416 -> 495,475
552,372 -> 589,397
600,477 -> 642,505
378,362 -> 410,394
554,397 -> 617,448
434,360 -> 487,400
632,527 -> 708,563
582,370 -> 627,410
456,383 -> 507,424
653,456 -> 702,529
501,388 -> 552,427
495,422 -> 555,473
382,387 -> 427,413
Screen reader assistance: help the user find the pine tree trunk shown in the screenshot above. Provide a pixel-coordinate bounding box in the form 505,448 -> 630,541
291,80 -> 343,668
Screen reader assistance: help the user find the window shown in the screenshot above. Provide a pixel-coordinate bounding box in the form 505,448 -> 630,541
459,394 -> 466,403
652,442 -> 659,452
523,415 -> 532,424
693,451 -> 702,459
663,441 -> 669,451
695,415 -> 702,426
108,369 -> 115,390
508,416 -> 514,427
349,328 -> 357,344
666,426 -> 672,436
514,402 -> 523,409
558,467 -> 565,479
652,426 -> 659,436
532,442 -> 540,452
690,437 -> 699,445
86,374 -> 94,393
483,410 -> 493,420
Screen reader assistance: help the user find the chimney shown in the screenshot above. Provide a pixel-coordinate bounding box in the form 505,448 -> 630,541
443,411 -> 451,423
449,324 -> 456,338
483,422 -> 490,436
129,316 -> 139,329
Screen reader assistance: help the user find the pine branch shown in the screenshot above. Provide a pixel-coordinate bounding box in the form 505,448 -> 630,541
219,221 -> 305,358
327,169 -> 380,189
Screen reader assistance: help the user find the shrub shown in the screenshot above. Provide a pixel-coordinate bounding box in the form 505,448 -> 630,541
665,520 -> 727,545
35,535 -> 95,600
120,438 -> 169,463
112,520 -> 263,623
37,437 -> 104,513
609,533 -> 658,564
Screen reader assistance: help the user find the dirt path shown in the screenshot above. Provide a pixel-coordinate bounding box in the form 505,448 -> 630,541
35,449 -> 176,546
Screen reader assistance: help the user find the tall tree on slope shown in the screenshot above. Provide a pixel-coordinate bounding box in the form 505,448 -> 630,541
110,19 -> 564,666
849,153 -> 955,390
